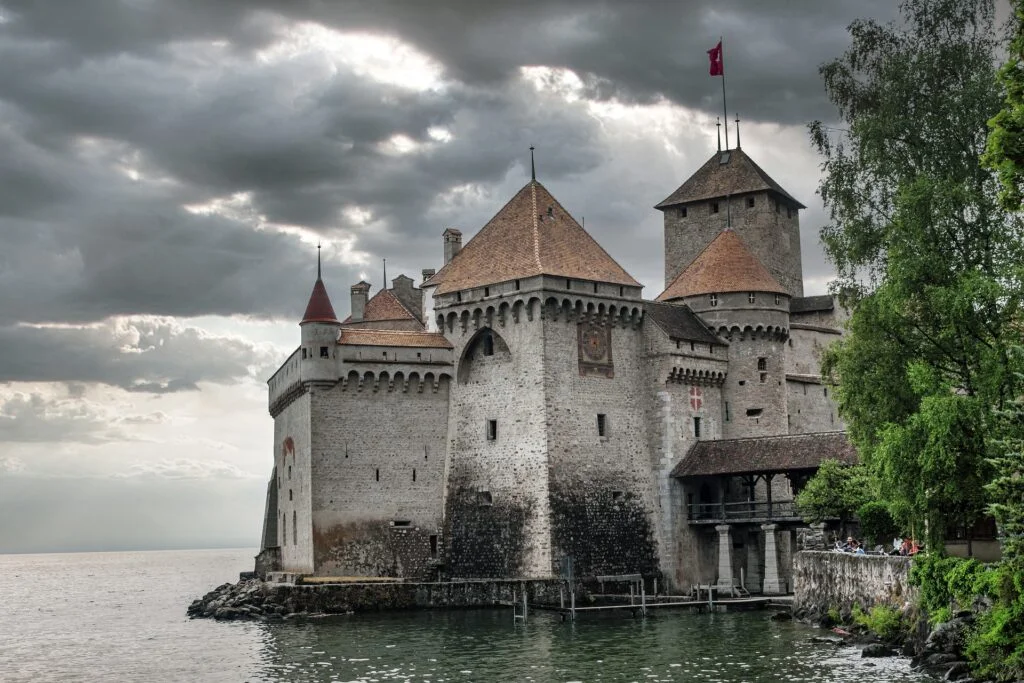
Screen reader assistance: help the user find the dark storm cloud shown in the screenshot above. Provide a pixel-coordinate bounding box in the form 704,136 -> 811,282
0,0 -> 895,391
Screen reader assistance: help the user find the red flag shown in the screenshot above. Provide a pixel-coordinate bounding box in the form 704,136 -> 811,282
708,40 -> 723,76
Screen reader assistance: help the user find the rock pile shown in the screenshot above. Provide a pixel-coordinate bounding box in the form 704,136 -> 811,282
909,613 -> 975,682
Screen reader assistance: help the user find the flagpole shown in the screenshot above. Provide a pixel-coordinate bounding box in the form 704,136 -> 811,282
720,36 -> 729,150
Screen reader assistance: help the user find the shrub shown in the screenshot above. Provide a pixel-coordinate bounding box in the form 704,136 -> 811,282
857,501 -> 899,546
853,603 -> 906,641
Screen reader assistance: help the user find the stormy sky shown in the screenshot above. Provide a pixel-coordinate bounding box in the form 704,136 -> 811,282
0,0 -> 900,553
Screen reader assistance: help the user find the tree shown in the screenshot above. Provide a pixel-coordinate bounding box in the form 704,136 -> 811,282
811,0 -> 1024,552
796,460 -> 871,533
985,1 -> 1024,210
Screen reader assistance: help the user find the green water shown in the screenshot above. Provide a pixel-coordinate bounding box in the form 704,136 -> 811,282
252,608 -> 935,682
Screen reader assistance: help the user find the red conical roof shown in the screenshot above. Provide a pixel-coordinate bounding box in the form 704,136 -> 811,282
656,229 -> 786,301
301,278 -> 339,324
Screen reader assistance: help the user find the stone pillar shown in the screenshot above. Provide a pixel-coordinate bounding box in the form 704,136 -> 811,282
715,524 -> 734,591
745,530 -> 762,593
762,523 -> 785,594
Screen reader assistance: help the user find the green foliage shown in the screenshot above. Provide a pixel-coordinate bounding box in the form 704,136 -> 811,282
987,351 -> 1024,569
984,0 -> 1024,210
853,603 -> 907,641
965,565 -> 1024,680
857,501 -> 898,546
796,460 -> 871,525
812,0 -> 1024,553
909,553 -> 988,617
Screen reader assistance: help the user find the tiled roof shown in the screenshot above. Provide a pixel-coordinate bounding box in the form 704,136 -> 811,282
342,289 -> 420,325
644,301 -> 722,346
671,432 -> 857,478
791,295 -> 835,314
338,329 -> 452,349
424,181 -> 640,295
656,229 -> 786,300
656,148 -> 805,209
301,278 -> 339,324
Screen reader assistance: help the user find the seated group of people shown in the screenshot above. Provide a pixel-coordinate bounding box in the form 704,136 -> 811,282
832,536 -> 921,555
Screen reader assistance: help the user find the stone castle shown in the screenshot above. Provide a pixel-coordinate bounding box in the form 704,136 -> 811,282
258,145 -> 855,594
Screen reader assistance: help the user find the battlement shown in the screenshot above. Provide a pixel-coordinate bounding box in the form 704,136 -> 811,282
338,369 -> 452,394
436,292 -> 645,338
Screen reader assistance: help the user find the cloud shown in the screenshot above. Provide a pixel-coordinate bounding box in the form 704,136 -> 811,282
0,317 -> 280,390
113,458 -> 262,480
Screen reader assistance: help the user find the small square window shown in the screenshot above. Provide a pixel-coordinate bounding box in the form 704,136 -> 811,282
320,346 -> 329,358
693,416 -> 701,438
757,357 -> 767,371
302,348 -> 307,359
597,414 -> 607,437
746,196 -> 755,208
748,292 -> 756,304
478,491 -> 493,506
612,490 -> 624,502
710,293 -> 718,307
680,206 -> 688,218
487,420 -> 497,441
711,201 -> 720,214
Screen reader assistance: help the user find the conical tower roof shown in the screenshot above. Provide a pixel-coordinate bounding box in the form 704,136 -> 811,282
301,278 -> 338,323
656,148 -> 805,209
424,180 -> 640,295
656,229 -> 786,301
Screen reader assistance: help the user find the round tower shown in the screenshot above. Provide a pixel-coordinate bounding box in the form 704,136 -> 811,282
657,229 -> 790,439
299,249 -> 341,384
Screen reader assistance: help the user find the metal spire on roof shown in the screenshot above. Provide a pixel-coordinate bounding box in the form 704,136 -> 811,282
529,145 -> 536,181
735,113 -> 741,149
716,117 -> 722,152
317,242 -> 322,280
383,257 -> 387,290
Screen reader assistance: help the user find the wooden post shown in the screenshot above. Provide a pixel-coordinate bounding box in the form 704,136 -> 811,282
522,582 -> 528,622
559,583 -> 565,609
640,578 -> 647,617
630,583 -> 635,605
570,582 -> 576,621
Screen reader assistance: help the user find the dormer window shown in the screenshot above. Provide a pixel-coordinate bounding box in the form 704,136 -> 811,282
709,293 -> 718,307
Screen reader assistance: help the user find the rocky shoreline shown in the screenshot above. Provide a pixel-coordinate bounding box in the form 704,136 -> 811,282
793,605 -> 979,682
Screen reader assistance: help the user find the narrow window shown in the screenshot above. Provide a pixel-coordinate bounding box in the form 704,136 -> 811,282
302,348 -> 308,359
319,346 -> 328,358
484,286 -> 490,297
680,206 -> 688,218
725,402 -> 730,422
824,387 -> 829,398
478,491 -> 493,506
515,279 -> 521,290
456,291 -> 462,302
597,414 -> 607,437
619,286 -> 624,296
710,293 -> 718,307
292,511 -> 297,545
709,345 -> 714,354
803,384 -> 807,395
690,342 -> 695,352
757,358 -> 767,371
429,535 -> 438,557
693,416 -> 702,438
675,340 -> 680,349
775,201 -> 781,214
593,282 -> 598,294
417,352 -> 422,359
711,201 -> 720,214
289,489 -> 293,501
774,294 -> 781,305
412,468 -> 417,482
831,411 -> 835,424
382,351 -> 388,359
482,332 -> 494,356
282,513 -> 287,545
375,468 -> 380,482
565,279 -> 571,290
748,292 -> 756,304
760,373 -> 767,383
288,465 -> 292,479
787,207 -> 793,219
746,196 -> 755,208
487,420 -> 497,441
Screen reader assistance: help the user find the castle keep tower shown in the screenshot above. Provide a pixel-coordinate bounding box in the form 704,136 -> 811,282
656,148 -> 805,297
425,177 -> 658,580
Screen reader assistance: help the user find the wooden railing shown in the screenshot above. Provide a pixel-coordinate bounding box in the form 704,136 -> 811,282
686,500 -> 799,524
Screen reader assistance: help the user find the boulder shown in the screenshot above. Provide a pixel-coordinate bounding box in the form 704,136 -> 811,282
925,618 -> 969,655
943,662 -> 971,681
861,643 -> 896,658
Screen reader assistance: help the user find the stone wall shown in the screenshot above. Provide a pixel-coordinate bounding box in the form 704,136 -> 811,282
309,369 -> 451,579
274,393 -> 314,573
792,551 -> 917,619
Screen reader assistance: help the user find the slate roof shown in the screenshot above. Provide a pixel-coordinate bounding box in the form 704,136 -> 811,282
656,229 -> 786,301
644,301 -> 722,346
342,289 -> 420,325
301,278 -> 339,324
338,329 -> 452,349
423,180 -> 640,295
670,431 -> 857,478
790,295 -> 835,314
656,148 -> 805,209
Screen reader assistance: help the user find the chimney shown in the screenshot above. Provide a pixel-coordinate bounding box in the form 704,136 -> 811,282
350,281 -> 371,322
443,228 -> 462,264
421,268 -> 436,285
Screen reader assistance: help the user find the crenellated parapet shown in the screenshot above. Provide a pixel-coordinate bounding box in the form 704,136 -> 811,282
339,369 -> 452,394
713,324 -> 789,343
666,366 -> 727,386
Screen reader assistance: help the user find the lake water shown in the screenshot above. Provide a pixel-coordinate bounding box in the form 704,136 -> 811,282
0,548 -> 936,682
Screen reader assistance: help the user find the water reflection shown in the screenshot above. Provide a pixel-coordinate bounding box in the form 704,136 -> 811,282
248,609 -> 935,682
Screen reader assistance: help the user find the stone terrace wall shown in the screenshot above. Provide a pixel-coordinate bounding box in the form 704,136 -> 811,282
792,551 -> 917,619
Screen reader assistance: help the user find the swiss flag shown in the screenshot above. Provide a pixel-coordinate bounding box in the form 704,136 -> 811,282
708,41 -> 723,76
